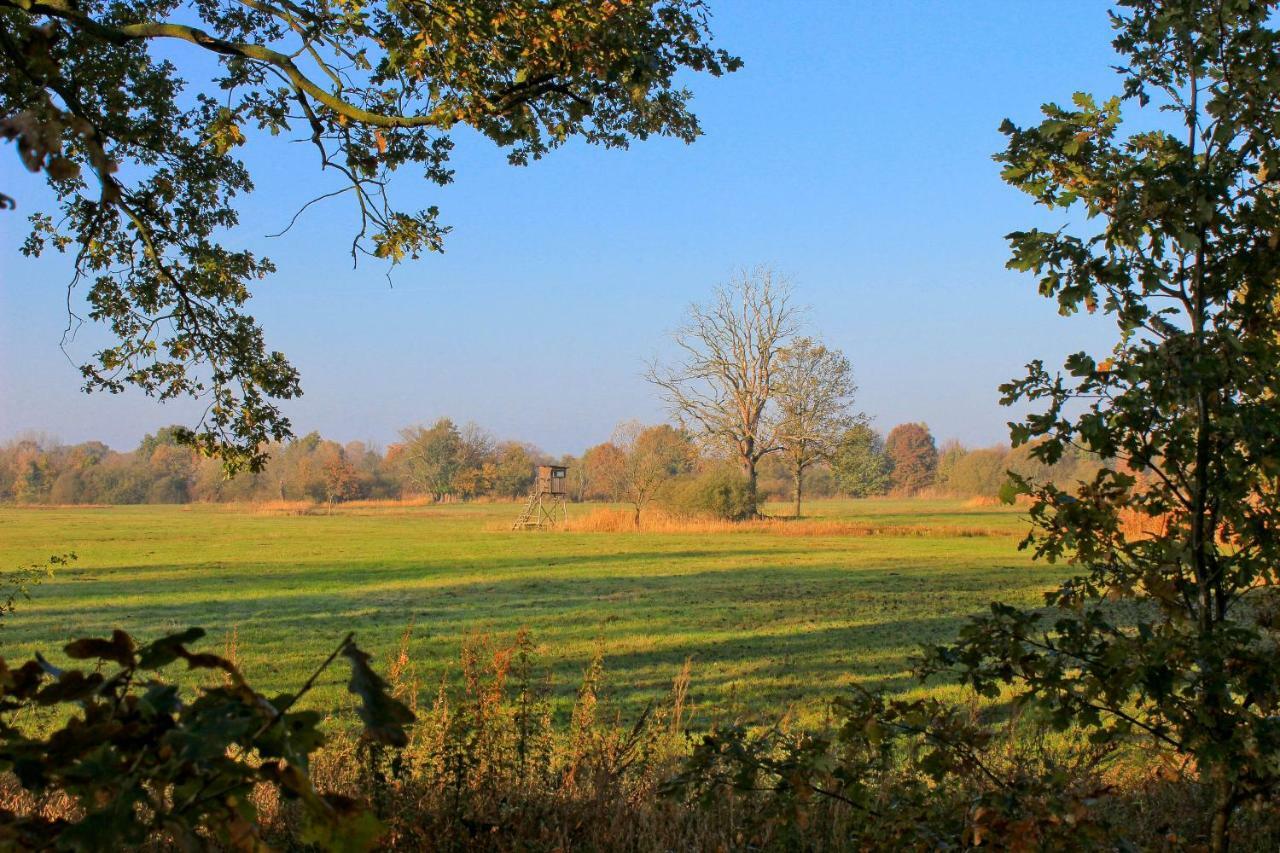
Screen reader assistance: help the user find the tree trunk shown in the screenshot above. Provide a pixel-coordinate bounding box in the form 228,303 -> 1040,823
793,460 -> 803,518
744,457 -> 758,518
1209,769 -> 1234,853
633,504 -> 641,528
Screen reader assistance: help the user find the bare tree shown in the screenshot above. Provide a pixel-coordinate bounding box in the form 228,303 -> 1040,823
774,338 -> 859,518
646,266 -> 800,514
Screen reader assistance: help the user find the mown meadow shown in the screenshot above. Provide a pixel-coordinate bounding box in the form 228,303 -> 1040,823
0,498 -> 1058,725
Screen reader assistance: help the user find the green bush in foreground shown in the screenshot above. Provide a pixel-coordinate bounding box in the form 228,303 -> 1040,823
0,628 -> 412,850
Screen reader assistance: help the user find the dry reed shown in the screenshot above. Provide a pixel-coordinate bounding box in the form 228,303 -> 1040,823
559,507 -> 1013,538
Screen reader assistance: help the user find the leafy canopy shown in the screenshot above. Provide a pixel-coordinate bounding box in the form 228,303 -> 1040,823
831,422 -> 890,498
1,0 -> 739,470
923,1 -> 1280,847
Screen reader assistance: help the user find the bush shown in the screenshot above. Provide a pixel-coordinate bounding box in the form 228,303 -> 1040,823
662,468 -> 758,521
0,627 -> 413,850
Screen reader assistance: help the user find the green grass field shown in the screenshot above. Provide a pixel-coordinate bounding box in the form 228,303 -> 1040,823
0,499 -> 1061,724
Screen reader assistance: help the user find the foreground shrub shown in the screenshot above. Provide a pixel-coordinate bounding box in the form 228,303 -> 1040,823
666,686 -> 1280,851
665,688 -> 1118,850
7,624 -> 1280,849
662,467 -> 758,521
0,628 -> 413,849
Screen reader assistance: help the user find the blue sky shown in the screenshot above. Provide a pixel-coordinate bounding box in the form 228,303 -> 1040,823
1,1 -> 1125,456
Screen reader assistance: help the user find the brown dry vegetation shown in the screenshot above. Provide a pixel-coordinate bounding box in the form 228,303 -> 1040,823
248,497 -> 444,516
246,637 -> 1280,852
561,506 -> 1015,539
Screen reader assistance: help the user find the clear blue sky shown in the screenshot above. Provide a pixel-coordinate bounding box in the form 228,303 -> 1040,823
1,1 -> 1124,456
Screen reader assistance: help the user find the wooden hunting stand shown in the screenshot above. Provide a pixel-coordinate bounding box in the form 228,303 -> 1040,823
512,465 -> 568,530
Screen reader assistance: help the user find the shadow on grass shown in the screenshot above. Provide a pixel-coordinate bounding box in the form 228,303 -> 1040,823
9,552 -> 1047,719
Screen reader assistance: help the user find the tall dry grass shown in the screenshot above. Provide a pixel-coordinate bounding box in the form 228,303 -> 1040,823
245,628 -> 1280,851
248,496 -> 459,516
560,507 -> 1013,538
250,627 -> 764,851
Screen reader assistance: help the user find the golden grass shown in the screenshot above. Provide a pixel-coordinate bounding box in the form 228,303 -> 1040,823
560,507 -> 1014,538
248,496 -> 462,515
248,499 -> 320,515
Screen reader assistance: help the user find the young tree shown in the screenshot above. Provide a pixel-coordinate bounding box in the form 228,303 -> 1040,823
774,338 -> 858,517
1,2 -> 739,470
646,266 -> 799,515
924,4 -> 1280,849
883,422 -> 937,496
831,423 -> 891,498
610,421 -> 694,526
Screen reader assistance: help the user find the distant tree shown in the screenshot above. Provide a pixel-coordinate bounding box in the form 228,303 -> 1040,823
831,424 -> 891,498
398,419 -> 463,501
10,441 -> 52,504
275,432 -> 323,501
491,442 -> 537,500
316,443 -> 359,513
933,439 -> 966,494
581,442 -> 626,501
947,447 -> 1009,498
343,440 -> 392,500
136,426 -> 190,460
450,423 -> 497,499
774,338 -> 858,517
48,469 -> 85,505
610,421 -> 694,525
754,452 -> 792,502
647,266 -> 800,515
558,453 -> 586,502
450,465 -> 492,501
91,452 -> 151,504
884,423 -> 937,496
3,1 -> 739,470
191,452 -> 258,503
146,444 -> 197,503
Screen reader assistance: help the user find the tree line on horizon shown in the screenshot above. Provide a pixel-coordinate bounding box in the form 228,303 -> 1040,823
0,417 -> 1102,513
